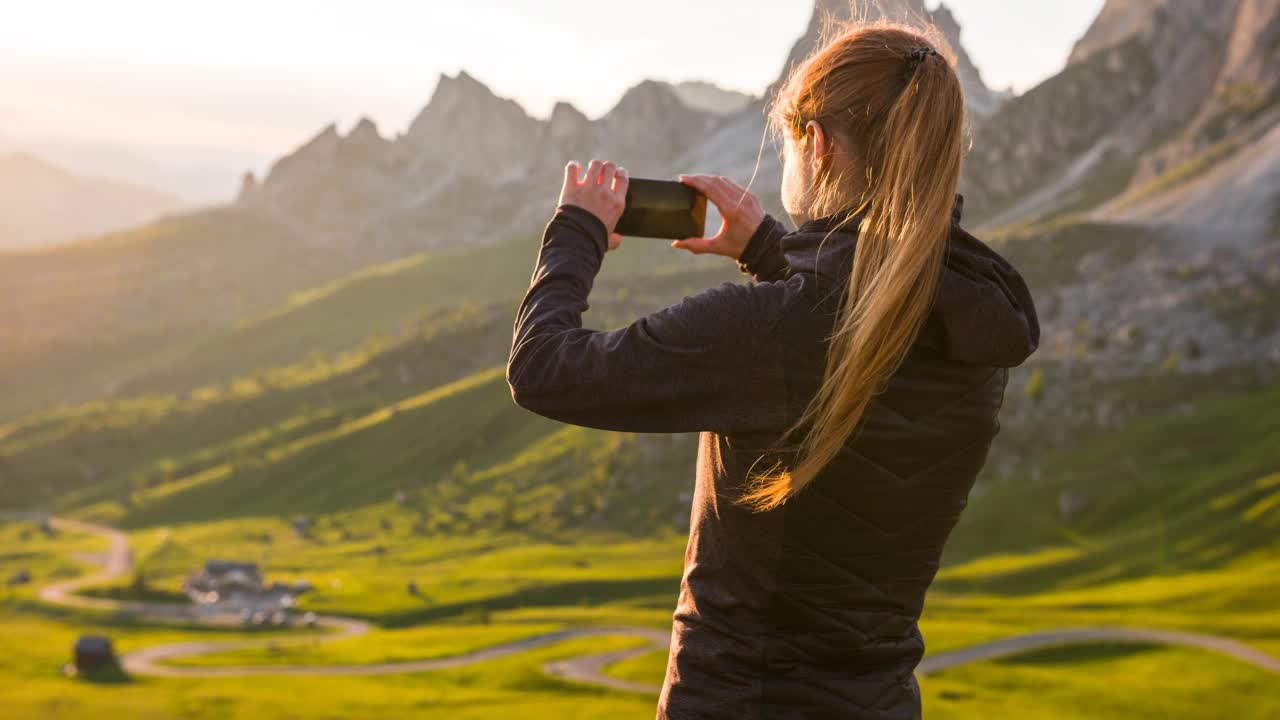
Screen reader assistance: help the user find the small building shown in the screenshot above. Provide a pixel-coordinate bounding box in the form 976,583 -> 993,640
184,559 -> 310,613
195,560 -> 262,588
73,635 -> 117,673
7,569 -> 32,586
184,560 -> 264,604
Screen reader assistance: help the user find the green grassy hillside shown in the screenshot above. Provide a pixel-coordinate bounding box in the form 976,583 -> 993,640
116,227 -> 730,397
0,378 -> 1275,718
1,374 -> 1276,718
1,207 -> 1277,718
0,199 -> 732,420
0,208 -> 305,417
0,226 -> 730,532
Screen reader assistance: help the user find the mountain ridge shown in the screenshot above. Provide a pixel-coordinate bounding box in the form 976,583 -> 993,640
1,0 -> 1277,423
963,0 -> 1279,228
0,152 -> 183,251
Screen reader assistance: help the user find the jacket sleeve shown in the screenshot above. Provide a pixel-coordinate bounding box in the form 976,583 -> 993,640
507,203 -> 790,434
735,214 -> 791,282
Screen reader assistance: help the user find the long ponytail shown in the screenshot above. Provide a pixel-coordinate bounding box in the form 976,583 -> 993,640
738,17 -> 967,511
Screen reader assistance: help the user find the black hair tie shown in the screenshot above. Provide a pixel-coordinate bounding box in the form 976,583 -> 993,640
905,45 -> 938,73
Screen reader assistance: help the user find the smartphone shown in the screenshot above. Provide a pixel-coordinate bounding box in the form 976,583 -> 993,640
614,178 -> 707,240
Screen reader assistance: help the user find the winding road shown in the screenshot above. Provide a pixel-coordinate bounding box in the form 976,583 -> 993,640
9,514 -> 1278,693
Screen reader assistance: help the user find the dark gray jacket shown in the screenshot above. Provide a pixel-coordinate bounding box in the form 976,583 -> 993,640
507,197 -> 1039,720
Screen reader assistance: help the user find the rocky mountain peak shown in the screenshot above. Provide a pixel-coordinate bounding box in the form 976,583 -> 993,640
769,0 -> 1002,116
1068,0 -> 1168,65
608,79 -> 685,114
596,80 -> 715,173
346,117 -> 383,144
961,0 -> 1280,228
426,68 -> 489,101
236,170 -> 258,203
928,2 -> 1003,115
548,101 -> 591,139
601,79 -> 708,138
340,117 -> 390,163
405,70 -> 537,147
671,80 -> 754,115
259,123 -> 341,189
1063,0 -> 1279,150
395,69 -> 543,180
1220,0 -> 1280,89
303,123 -> 341,154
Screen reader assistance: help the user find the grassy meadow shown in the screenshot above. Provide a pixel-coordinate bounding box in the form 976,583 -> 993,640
0,208 -> 1277,718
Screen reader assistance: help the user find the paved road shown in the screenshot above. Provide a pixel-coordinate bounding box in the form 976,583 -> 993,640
38,516 -> 131,609
126,625 -> 664,679
10,514 -> 1278,692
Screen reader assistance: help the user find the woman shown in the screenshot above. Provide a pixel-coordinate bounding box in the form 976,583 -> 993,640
507,18 -> 1039,720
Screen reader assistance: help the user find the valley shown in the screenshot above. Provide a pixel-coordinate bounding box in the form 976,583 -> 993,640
2,0 -> 1278,717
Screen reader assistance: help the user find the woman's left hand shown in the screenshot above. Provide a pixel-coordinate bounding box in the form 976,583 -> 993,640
670,174 -> 765,260
559,159 -> 627,252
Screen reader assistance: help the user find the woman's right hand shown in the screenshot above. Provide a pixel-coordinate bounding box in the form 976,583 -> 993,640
672,174 -> 767,260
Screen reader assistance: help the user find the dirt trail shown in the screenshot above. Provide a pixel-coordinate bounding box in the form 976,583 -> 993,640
10,514 -> 1278,692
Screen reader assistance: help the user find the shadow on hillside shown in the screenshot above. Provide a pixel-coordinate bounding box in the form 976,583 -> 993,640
70,658 -> 133,684
935,373 -> 1280,599
3,598 -> 292,636
994,642 -> 1163,667
375,575 -> 679,627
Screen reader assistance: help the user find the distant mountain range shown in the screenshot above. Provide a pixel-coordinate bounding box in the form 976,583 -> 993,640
234,0 -> 1277,241
0,0 -> 1277,420
231,0 -> 1011,248
0,153 -> 183,250
0,136 -> 270,205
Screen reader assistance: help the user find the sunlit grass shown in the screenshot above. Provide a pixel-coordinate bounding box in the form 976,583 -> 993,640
922,643 -> 1280,720
1,223 -> 1277,719
165,622 -> 564,667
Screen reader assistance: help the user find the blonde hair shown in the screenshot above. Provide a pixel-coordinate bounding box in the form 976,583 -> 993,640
737,9 -> 967,511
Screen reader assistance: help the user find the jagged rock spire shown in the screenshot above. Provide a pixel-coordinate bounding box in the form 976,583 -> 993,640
768,0 -> 1002,116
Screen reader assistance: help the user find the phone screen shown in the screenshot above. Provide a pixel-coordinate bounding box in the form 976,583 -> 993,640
614,178 -> 707,239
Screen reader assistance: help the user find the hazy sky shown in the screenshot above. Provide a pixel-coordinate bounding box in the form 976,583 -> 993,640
1,1 -> 1104,158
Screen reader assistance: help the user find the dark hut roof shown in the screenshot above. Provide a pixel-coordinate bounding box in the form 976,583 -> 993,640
74,635 -> 114,653
205,560 -> 261,575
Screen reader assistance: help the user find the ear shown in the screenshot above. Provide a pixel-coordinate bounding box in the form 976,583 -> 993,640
804,120 -> 829,169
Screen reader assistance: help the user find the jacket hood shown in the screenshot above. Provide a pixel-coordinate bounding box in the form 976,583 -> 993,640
780,194 -> 1040,368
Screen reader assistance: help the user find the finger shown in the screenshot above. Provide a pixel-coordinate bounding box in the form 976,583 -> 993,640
585,159 -> 603,186
708,176 -> 749,210
597,160 -> 616,186
715,174 -> 748,195
612,166 -> 629,195
564,160 -> 582,186
669,203 -> 728,250
670,234 -> 721,254
670,238 -> 706,255
677,173 -> 703,187
681,174 -> 733,211
714,177 -> 754,210
677,174 -> 716,196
